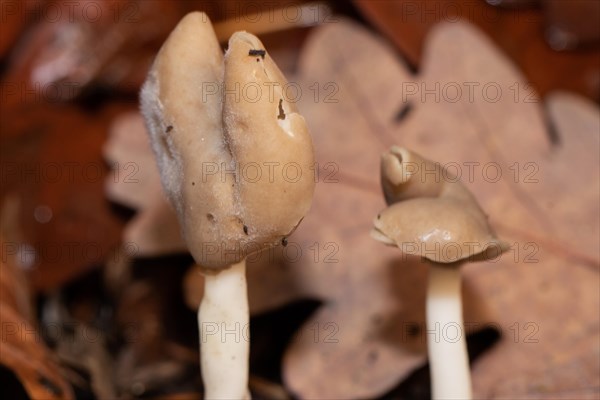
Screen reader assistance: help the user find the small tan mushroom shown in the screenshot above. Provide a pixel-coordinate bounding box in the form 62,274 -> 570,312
371,146 -> 507,400
140,12 -> 315,399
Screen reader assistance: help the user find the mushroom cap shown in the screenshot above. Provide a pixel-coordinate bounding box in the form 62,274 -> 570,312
381,146 -> 447,204
223,31 -> 315,248
371,198 -> 507,263
372,147 -> 507,263
140,13 -> 315,271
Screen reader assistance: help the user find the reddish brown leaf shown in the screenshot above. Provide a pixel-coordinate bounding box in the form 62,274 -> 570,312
0,202 -> 74,399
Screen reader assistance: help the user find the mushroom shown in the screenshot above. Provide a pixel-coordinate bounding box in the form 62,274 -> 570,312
371,146 -> 507,400
140,12 -> 315,399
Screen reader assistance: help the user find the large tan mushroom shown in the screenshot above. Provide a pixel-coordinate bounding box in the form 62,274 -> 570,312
140,12 -> 315,399
371,146 -> 507,400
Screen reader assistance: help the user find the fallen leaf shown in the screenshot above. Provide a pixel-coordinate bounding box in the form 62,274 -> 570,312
275,19 -> 599,399
100,18 -> 598,399
0,200 -> 74,399
103,112 -> 187,256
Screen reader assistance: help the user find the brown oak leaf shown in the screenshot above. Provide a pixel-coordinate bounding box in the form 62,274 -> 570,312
271,19 -> 599,399
103,112 -> 186,256
102,19 -> 598,399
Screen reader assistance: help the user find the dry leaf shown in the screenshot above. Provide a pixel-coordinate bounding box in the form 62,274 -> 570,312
100,19 -> 598,399
0,201 -> 74,399
4,0 -> 184,100
0,197 -> 32,320
271,19 -> 599,399
103,112 -> 187,256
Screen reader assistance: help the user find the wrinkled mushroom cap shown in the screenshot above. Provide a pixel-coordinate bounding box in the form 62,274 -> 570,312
223,31 -> 315,245
140,13 -> 315,271
372,146 -> 507,263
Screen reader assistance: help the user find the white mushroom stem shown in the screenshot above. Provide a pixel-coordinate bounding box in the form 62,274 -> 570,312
199,259 -> 251,400
426,262 -> 472,400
